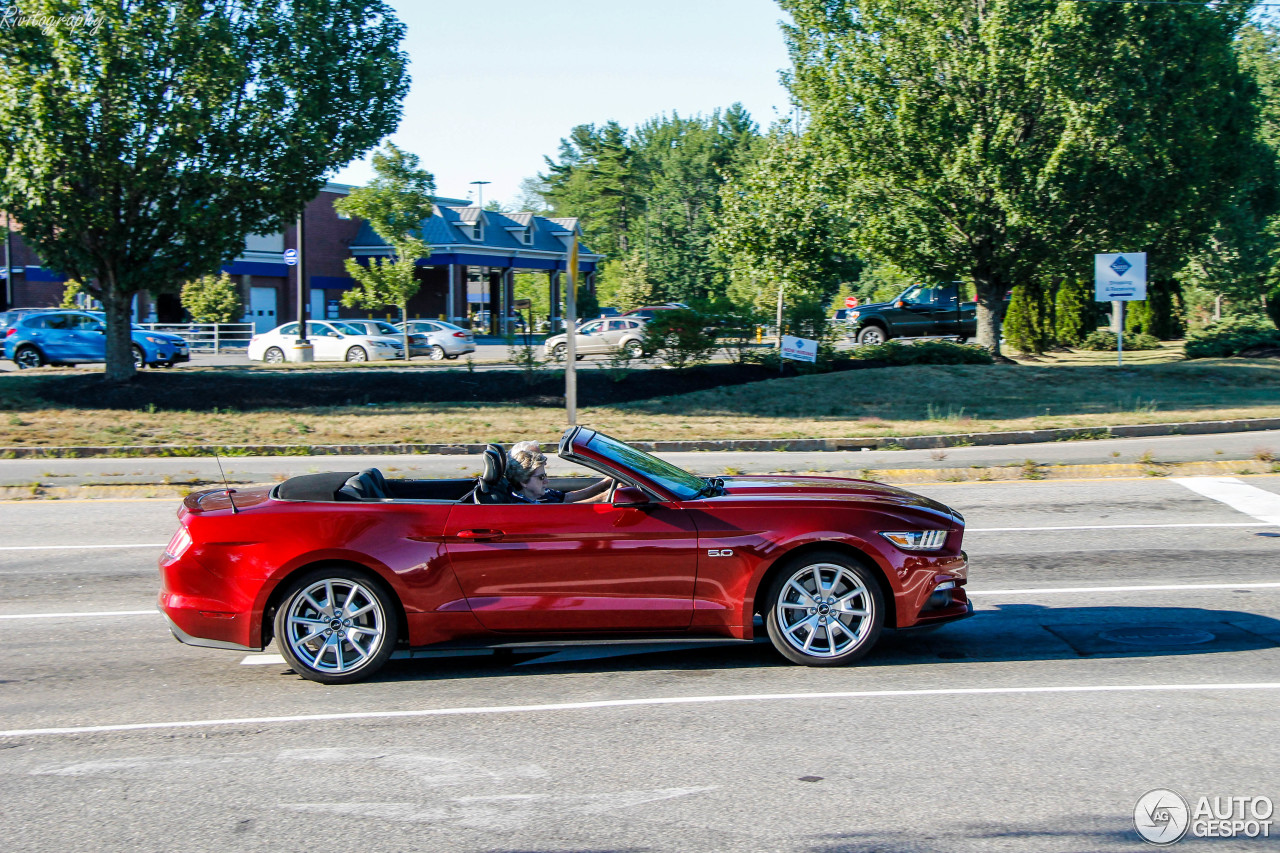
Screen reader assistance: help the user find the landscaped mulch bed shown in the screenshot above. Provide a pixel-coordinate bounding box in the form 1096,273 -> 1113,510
13,360 -> 886,411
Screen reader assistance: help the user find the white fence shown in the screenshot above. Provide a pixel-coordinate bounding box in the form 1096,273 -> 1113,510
135,322 -> 255,353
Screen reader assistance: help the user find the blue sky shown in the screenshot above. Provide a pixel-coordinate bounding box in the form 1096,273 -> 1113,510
331,0 -> 795,209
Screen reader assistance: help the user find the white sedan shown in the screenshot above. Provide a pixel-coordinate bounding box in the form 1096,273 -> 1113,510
248,321 -> 405,363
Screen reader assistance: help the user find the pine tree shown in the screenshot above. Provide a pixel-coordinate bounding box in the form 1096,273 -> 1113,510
1054,279 -> 1096,346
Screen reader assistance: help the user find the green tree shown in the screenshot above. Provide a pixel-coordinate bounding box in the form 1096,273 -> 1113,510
334,143 -> 436,355
181,272 -> 242,323
782,0 -> 1268,357
597,251 -> 660,311
0,0 -> 409,382
1054,279 -> 1098,346
541,122 -> 641,258
59,280 -> 86,309
715,128 -> 861,341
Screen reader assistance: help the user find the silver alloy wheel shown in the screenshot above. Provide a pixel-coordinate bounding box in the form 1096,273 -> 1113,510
624,339 -> 644,358
774,561 -> 875,658
345,346 -> 368,362
14,346 -> 43,369
282,578 -> 387,677
264,347 -> 285,364
857,326 -> 886,347
429,344 -> 446,361
551,342 -> 567,360
132,346 -> 146,369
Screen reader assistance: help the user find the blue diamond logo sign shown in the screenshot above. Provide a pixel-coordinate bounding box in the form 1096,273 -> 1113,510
1110,256 -> 1132,277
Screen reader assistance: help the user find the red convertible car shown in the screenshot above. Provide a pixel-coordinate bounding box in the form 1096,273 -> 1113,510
159,427 -> 971,683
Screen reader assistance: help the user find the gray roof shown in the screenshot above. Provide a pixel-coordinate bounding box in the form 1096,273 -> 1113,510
352,204 -> 598,259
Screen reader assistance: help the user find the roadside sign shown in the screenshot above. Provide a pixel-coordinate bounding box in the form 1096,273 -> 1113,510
1094,253 -> 1146,301
844,296 -> 859,308
513,298 -> 532,309
781,335 -> 818,363
283,249 -> 298,267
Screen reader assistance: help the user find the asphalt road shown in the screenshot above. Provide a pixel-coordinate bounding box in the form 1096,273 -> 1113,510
2,476 -> 1279,852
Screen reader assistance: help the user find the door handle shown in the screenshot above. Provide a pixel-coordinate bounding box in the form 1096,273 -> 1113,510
456,529 -> 505,541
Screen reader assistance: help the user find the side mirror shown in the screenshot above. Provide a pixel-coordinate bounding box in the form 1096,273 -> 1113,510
612,484 -> 652,508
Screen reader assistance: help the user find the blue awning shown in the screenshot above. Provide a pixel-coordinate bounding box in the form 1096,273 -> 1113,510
222,261 -> 289,277
25,266 -> 68,283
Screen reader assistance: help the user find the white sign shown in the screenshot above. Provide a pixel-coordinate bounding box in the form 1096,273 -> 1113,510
781,335 -> 817,363
1095,253 -> 1146,301
283,248 -> 298,266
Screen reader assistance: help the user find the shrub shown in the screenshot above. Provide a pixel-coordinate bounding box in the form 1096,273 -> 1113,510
1125,278 -> 1186,340
1078,330 -> 1162,351
1054,279 -> 1098,346
1184,315 -> 1280,358
640,309 -> 719,369
849,340 -> 995,365
181,272 -> 242,323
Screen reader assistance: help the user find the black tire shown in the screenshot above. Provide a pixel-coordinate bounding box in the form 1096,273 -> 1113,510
273,566 -> 400,684
345,346 -> 368,362
131,346 -> 146,369
551,342 -> 567,360
263,347 -> 285,364
764,550 -> 884,667
623,339 -> 644,359
857,326 -> 888,347
446,354 -> 459,360
428,344 -> 446,361
13,345 -> 45,369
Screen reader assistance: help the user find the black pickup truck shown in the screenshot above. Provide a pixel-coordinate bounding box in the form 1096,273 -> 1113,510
835,283 -> 976,345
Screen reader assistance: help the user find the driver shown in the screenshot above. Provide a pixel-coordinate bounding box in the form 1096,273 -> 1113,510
506,440 -> 614,504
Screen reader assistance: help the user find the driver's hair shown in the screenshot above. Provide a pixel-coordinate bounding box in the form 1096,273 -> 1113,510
506,441 -> 547,487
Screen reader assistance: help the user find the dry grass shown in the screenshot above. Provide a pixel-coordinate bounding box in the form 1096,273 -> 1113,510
2,358 -> 1279,448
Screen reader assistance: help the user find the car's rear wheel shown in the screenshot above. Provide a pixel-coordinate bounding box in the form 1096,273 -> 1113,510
131,345 -> 146,369
345,346 -> 368,362
623,339 -> 644,359
857,326 -> 888,347
13,345 -> 44,369
764,551 -> 884,667
263,346 -> 285,364
428,344 -> 446,361
274,567 -> 399,684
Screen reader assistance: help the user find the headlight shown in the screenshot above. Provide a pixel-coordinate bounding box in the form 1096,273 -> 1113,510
144,335 -> 167,345
880,530 -> 948,551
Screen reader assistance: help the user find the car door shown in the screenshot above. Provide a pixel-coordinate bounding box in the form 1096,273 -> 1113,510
600,319 -> 631,351
27,313 -> 77,361
443,499 -> 700,632
306,322 -> 342,359
66,313 -> 106,360
574,320 -> 606,354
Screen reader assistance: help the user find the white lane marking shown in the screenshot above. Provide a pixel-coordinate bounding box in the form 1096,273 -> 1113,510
0,543 -> 166,551
0,610 -> 155,620
1173,477 -> 1280,525
4,682 -> 1279,739
241,654 -> 287,666
968,523 -> 1269,532
969,581 -> 1280,596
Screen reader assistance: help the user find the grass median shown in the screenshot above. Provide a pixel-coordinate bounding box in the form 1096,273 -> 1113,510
1,353 -> 1278,450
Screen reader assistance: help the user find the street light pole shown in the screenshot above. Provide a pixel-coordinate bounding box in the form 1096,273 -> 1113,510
469,180 -> 490,210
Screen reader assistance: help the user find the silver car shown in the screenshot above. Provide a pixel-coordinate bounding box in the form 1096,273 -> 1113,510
544,317 -> 648,360
398,320 -> 477,360
343,319 -> 428,358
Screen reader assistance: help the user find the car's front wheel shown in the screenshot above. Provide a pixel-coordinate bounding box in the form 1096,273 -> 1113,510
428,344 -> 446,361
274,567 -> 399,684
263,346 -> 285,364
345,346 -> 368,362
764,551 -> 884,667
857,326 -> 888,347
131,345 -> 146,369
550,342 -> 567,360
13,345 -> 45,369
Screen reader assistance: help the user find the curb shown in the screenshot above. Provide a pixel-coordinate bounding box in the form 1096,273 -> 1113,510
2,417 -> 1280,459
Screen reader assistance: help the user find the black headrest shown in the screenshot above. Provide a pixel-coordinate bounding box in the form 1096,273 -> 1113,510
276,472 -> 358,502
479,444 -> 506,491
338,468 -> 390,501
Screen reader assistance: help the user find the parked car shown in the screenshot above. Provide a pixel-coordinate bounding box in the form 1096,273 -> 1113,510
468,311 -> 526,334
623,304 -> 684,320
247,320 -> 404,363
398,319 -> 477,360
840,283 -> 976,345
159,426 -> 972,683
3,309 -> 189,369
544,316 -> 649,360
340,319 -> 427,358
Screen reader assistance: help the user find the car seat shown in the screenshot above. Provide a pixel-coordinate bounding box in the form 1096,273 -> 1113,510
471,444 -> 512,504
338,468 -> 391,501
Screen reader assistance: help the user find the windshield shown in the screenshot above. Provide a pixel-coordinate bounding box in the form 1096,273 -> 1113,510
586,432 -> 706,500
372,321 -> 398,335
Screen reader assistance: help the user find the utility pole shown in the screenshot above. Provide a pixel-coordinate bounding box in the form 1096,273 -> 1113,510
292,211 -> 313,361
469,180 -> 490,210
2,212 -> 12,310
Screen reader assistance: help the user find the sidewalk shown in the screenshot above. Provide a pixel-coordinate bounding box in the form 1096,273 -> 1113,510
2,427 -> 1276,499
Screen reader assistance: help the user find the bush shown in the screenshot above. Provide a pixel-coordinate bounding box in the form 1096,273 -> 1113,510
1184,315 -> 1280,358
1078,330 -> 1162,351
848,340 -> 995,366
1125,278 -> 1186,340
1054,279 -> 1098,346
640,309 -> 719,369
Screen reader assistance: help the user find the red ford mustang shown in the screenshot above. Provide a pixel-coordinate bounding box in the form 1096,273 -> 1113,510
159,427 -> 971,683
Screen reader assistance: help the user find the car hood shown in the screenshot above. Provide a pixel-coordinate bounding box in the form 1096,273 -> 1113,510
714,475 -> 959,519
847,301 -> 892,314
134,330 -> 186,343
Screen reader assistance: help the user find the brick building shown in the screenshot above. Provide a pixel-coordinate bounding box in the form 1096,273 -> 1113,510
1,182 -> 600,334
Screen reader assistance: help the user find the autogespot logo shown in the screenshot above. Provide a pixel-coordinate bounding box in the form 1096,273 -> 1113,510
1135,789 -> 1190,845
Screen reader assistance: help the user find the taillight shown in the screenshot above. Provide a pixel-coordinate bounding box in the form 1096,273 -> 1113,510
164,526 -> 193,560
4,328 -> 14,338
453,331 -> 466,337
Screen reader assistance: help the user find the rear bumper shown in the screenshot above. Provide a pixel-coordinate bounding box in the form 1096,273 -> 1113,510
161,608 -> 259,651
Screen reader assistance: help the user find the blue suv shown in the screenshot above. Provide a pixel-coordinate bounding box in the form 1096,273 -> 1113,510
4,310 -> 190,369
